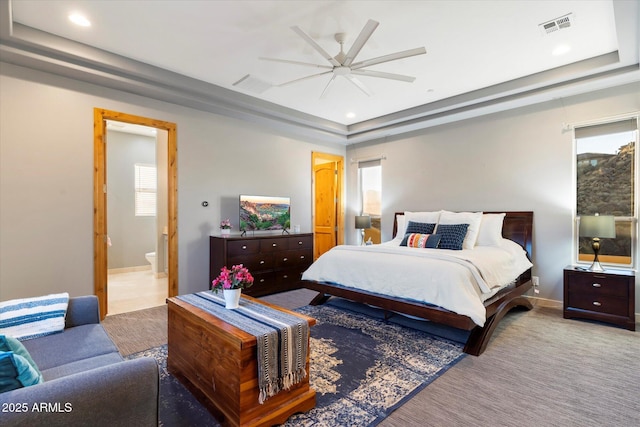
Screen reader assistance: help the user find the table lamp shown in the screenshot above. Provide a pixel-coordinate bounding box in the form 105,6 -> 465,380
579,214 -> 616,272
355,215 -> 371,246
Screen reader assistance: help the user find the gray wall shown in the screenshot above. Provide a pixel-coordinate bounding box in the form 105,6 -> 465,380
346,82 -> 640,307
0,62 -> 344,300
106,130 -> 156,270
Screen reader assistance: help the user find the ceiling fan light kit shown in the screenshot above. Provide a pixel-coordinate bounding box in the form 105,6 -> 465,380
252,19 -> 426,98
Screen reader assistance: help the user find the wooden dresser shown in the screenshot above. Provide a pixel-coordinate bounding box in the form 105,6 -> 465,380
210,233 -> 313,297
563,265 -> 636,331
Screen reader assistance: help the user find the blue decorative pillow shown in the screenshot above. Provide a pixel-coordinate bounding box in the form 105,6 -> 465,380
400,233 -> 441,248
0,293 -> 69,340
0,351 -> 44,393
0,335 -> 42,379
405,221 -> 436,235
436,224 -> 469,250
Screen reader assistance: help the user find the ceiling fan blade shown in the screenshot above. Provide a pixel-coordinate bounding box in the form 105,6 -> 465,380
291,25 -> 341,67
259,57 -> 332,70
345,75 -> 373,97
351,69 -> 416,83
320,74 -> 338,99
351,47 -> 426,70
343,19 -> 379,67
276,70 -> 332,87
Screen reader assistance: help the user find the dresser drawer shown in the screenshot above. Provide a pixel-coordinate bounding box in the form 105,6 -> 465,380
288,235 -> 313,250
274,249 -> 313,268
228,254 -> 273,272
227,240 -> 260,256
566,274 -> 628,298
567,292 -> 628,316
260,238 -> 288,252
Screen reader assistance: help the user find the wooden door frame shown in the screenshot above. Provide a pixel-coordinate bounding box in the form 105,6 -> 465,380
93,108 -> 178,319
311,152 -> 345,255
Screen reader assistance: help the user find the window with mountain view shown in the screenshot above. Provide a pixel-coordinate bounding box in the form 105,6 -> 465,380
575,117 -> 638,267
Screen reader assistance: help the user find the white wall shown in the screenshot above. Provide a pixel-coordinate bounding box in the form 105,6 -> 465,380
347,82 -> 640,307
0,62 -> 345,300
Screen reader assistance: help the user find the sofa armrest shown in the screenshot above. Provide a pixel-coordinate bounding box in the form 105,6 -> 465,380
65,296 -> 100,328
0,358 -> 159,427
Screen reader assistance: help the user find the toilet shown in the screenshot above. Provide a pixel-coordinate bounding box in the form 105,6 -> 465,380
145,252 -> 156,273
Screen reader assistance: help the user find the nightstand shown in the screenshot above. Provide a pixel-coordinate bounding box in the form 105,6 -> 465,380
563,266 -> 635,331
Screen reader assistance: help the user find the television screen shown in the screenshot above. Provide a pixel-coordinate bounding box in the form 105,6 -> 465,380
240,195 -> 290,231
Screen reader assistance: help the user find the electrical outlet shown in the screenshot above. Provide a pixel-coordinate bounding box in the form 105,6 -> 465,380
532,276 -> 540,287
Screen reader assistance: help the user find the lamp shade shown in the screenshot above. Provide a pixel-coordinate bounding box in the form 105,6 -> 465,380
579,215 -> 616,238
355,215 -> 371,229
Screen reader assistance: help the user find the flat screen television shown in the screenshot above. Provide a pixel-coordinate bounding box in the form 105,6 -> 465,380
240,195 -> 290,231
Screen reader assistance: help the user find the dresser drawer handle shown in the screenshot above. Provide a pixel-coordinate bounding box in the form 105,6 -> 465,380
298,241 -> 303,245
259,278 -> 265,283
592,301 -> 602,307
260,260 -> 265,264
300,255 -> 305,259
283,275 -> 288,279
283,257 -> 288,262
242,245 -> 247,250
592,283 -> 602,288
272,243 -> 277,247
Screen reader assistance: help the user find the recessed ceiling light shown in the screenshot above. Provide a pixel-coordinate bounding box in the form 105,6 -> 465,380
69,13 -> 91,27
552,44 -> 571,56
346,112 -> 356,119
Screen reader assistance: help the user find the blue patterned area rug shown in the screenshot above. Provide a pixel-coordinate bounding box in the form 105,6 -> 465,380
128,299 -> 465,427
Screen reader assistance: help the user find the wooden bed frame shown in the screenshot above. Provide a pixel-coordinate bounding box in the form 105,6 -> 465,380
302,211 -> 534,356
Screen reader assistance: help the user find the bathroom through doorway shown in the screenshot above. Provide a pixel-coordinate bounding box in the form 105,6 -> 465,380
93,109 -> 178,319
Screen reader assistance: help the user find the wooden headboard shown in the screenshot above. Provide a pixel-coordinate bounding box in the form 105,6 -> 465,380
393,211 -> 533,260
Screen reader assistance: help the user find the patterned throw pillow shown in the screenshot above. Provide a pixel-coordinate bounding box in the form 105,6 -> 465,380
405,221 -> 436,235
435,224 -> 469,250
0,293 -> 69,340
400,233 -> 441,248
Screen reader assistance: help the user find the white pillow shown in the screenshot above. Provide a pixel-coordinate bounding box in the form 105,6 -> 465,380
394,214 -> 406,240
476,213 -> 506,246
404,211 -> 441,225
437,211 -> 483,250
0,293 -> 69,340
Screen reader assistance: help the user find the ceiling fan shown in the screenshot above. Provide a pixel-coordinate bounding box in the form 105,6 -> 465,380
255,19 -> 426,98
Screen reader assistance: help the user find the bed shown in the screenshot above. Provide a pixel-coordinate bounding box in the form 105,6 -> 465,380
301,211 -> 534,356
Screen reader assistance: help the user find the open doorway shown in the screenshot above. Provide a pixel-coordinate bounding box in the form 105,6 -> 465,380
93,109 -> 178,319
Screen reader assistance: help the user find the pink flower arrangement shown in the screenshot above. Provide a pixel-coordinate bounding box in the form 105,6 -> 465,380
220,219 -> 232,229
211,264 -> 254,292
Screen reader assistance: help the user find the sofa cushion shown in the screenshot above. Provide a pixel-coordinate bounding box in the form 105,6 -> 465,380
22,324 -> 119,371
0,293 -> 69,340
0,351 -> 44,392
40,352 -> 124,381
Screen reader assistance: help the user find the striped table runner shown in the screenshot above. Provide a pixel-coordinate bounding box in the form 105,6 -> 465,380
177,292 -> 309,404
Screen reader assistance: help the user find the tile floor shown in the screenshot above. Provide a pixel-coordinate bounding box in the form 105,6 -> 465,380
107,268 -> 168,315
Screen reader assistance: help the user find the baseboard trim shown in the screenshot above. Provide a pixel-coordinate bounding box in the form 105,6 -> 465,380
108,265 -> 151,275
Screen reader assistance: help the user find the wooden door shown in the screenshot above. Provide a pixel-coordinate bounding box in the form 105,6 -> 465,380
312,152 -> 344,259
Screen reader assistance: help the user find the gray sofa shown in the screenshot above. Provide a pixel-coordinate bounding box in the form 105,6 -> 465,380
0,295 -> 159,426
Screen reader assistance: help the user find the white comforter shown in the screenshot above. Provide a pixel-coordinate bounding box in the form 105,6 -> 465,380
301,239 -> 532,326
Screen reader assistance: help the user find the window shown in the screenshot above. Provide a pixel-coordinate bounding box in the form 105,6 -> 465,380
358,159 -> 382,244
575,117 -> 638,267
134,163 -> 157,217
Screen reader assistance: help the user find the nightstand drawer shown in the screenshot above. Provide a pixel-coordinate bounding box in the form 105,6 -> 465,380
567,292 -> 628,316
566,274 -> 628,298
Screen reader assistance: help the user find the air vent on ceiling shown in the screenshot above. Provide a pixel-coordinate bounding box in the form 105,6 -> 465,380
540,13 -> 574,36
